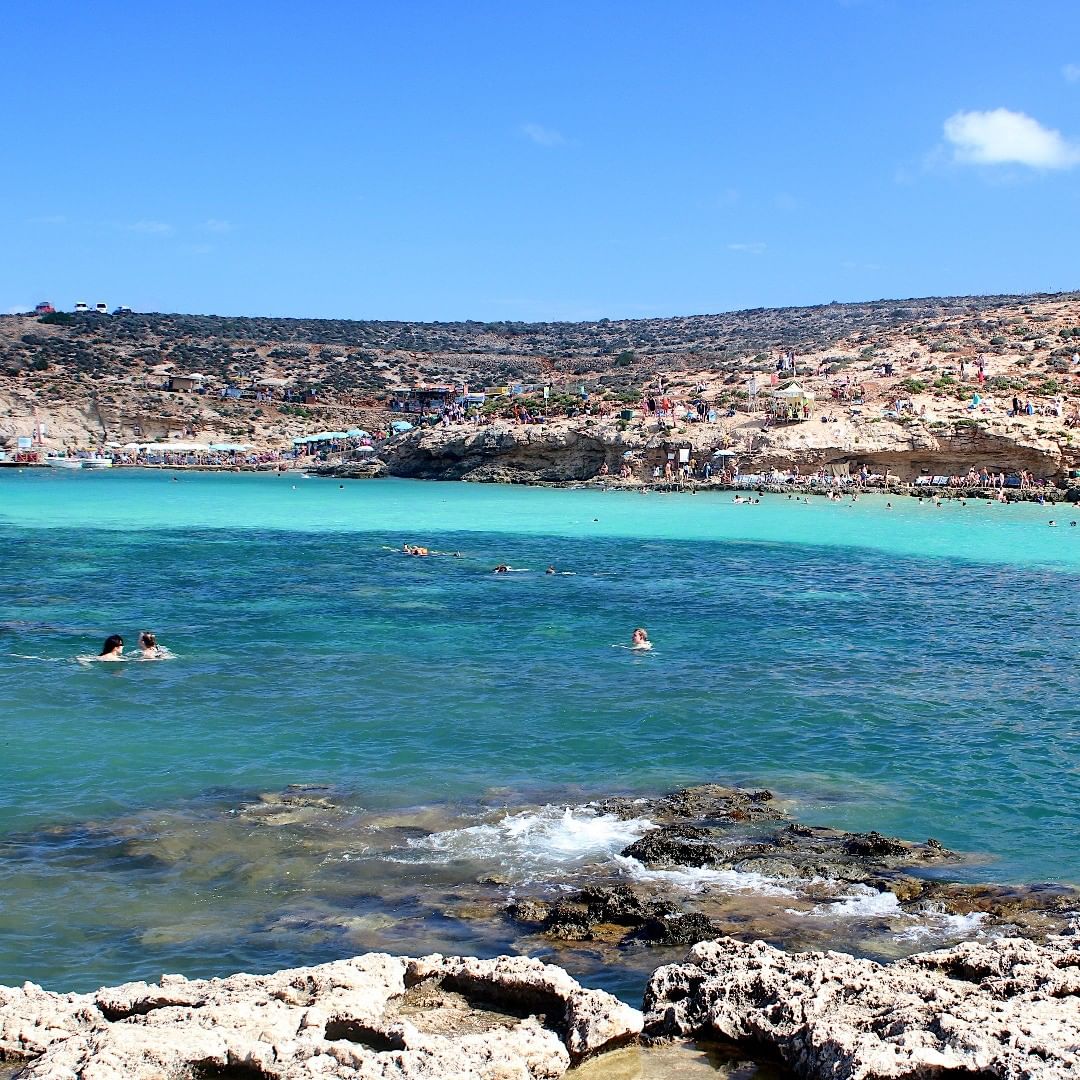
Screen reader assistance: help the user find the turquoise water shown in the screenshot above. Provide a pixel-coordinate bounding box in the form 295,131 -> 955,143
0,470 -> 1077,994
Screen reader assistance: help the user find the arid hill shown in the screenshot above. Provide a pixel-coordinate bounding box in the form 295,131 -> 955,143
1,292 -> 1078,472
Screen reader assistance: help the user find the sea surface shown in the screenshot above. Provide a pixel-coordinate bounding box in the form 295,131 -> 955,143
0,469 -> 1077,1003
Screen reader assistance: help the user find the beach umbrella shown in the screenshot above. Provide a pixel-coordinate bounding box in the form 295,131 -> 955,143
713,449 -> 737,457
392,420 -> 413,432
353,445 -> 378,455
345,428 -> 369,437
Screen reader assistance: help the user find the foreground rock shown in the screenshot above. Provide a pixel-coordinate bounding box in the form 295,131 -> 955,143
644,934 -> 1080,1079
0,953 -> 642,1079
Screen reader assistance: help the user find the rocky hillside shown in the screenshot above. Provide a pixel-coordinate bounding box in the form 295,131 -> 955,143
1,291 -> 1078,467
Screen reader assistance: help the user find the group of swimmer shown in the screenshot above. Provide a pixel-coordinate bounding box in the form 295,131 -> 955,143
92,631 -> 169,662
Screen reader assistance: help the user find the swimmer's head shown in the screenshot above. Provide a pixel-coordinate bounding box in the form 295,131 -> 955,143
632,627 -> 648,643
139,631 -> 157,650
101,635 -> 124,655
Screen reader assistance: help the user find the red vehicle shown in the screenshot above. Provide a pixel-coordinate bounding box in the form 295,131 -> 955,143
34,302 -> 55,315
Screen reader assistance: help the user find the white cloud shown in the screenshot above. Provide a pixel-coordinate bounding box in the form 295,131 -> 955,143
1063,63 -> 1080,83
127,220 -> 175,236
520,122 -> 565,147
727,242 -> 767,255
202,218 -> 234,233
943,108 -> 1080,169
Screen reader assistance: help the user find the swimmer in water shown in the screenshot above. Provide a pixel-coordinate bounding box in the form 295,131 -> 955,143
493,564 -> 511,574
98,635 -> 125,661
546,565 -> 556,574
138,631 -> 164,659
630,627 -> 652,651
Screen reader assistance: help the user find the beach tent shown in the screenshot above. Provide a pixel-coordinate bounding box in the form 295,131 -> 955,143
295,431 -> 347,444
770,383 -> 815,419
771,383 -> 816,401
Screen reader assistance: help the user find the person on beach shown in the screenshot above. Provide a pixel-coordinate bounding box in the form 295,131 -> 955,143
630,627 -> 652,651
98,635 -> 125,661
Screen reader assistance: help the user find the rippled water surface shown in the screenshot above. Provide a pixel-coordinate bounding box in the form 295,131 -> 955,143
0,470 -> 1077,995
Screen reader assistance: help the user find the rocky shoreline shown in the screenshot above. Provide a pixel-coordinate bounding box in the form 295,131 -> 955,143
3,783 -> 1078,1078
3,934 -> 1077,1078
312,418 -> 1080,501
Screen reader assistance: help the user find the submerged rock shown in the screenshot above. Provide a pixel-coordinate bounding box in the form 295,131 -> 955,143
0,953 -> 642,1079
594,785 -> 783,827
644,934 -> 1080,1078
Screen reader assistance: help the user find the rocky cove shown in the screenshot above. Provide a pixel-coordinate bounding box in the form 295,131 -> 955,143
320,416 -> 1080,495
2,783 -> 1077,1079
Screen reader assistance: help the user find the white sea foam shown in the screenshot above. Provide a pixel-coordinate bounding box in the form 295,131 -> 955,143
796,887 -> 989,942
401,806 -> 655,879
798,886 -> 905,919
616,855 -> 797,897
893,908 -> 988,942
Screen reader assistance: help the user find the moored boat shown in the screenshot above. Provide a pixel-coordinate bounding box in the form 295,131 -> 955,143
45,455 -> 114,469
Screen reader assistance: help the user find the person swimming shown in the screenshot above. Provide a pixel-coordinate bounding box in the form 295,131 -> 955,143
493,564 -> 511,574
138,631 -> 164,659
546,565 -> 556,574
98,635 -> 125,661
630,627 -> 652,651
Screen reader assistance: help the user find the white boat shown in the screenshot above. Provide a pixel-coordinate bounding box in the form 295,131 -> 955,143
45,455 -> 114,470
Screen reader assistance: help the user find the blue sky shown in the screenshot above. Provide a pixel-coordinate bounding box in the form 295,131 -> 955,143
3,1 -> 1079,321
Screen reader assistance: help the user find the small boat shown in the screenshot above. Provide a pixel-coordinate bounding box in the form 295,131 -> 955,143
45,455 -> 114,470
